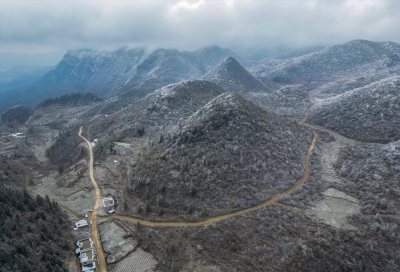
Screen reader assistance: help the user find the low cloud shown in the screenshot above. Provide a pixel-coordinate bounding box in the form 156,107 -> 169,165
0,0 -> 399,53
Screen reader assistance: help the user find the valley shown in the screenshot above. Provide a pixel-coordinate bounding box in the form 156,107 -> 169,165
1,39 -> 400,272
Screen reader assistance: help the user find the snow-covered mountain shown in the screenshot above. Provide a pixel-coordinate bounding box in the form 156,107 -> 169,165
37,48 -> 148,97
116,46 -> 238,97
246,87 -> 311,118
203,57 -> 268,92
0,46 -> 235,113
250,40 -> 400,91
88,80 -> 224,138
309,76 -> 400,143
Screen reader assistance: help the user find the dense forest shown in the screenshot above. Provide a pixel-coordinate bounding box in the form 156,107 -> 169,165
0,186 -> 72,272
37,93 -> 102,108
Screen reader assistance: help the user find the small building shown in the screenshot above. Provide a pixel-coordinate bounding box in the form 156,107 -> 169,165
10,132 -> 25,138
80,249 -> 96,271
76,237 -> 94,251
102,196 -> 115,213
74,219 -> 88,230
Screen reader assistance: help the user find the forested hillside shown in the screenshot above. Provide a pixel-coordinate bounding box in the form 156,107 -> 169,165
0,187 -> 72,271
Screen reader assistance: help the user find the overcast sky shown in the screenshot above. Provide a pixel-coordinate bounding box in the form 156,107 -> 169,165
1,0 -> 400,65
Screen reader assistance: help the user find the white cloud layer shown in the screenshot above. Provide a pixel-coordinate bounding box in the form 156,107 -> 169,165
0,0 -> 399,53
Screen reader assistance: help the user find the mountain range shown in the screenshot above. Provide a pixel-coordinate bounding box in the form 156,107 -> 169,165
0,46 -> 237,114
250,39 -> 400,91
2,39 -> 400,272
2,39 -> 400,116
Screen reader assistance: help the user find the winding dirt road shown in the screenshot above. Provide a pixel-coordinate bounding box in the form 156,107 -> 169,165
97,130 -> 318,227
78,114 -> 317,272
78,127 -> 108,272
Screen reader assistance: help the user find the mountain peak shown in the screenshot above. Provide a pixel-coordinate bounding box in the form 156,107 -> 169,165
204,57 -> 268,92
222,56 -> 240,64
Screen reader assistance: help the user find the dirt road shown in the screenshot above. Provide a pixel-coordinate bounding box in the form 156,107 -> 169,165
78,107 -> 318,229
97,130 -> 318,227
78,127 -> 108,272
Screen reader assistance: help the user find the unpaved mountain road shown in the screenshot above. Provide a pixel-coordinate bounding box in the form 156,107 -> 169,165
77,111 -> 318,270
79,126 -> 317,227
99,131 -> 318,227
95,102 -> 319,226
78,127 -> 108,272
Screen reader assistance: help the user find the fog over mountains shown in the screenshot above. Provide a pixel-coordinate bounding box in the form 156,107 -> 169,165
2,40 -> 400,112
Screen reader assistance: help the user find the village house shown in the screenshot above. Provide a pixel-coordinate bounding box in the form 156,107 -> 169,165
74,219 -> 88,230
76,237 -> 94,252
102,196 -> 115,214
80,249 -> 96,272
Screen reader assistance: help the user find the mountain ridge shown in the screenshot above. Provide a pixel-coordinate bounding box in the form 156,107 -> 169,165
0,46 -> 236,114
309,76 -> 400,143
250,39 -> 400,91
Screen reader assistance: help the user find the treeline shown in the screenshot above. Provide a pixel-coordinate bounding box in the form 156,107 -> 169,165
37,93 -> 102,108
0,186 -> 72,271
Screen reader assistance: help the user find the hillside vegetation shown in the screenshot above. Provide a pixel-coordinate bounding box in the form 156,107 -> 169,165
127,92 -> 311,219
309,76 -> 400,143
251,40 -> 400,90
89,80 -> 224,140
0,186 -> 72,271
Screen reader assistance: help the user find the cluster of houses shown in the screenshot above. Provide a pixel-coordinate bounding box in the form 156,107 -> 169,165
73,219 -> 95,271
73,195 -> 115,271
75,237 -> 96,272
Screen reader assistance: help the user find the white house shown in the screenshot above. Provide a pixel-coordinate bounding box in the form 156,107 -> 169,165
74,219 -> 88,230
10,132 -> 25,138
